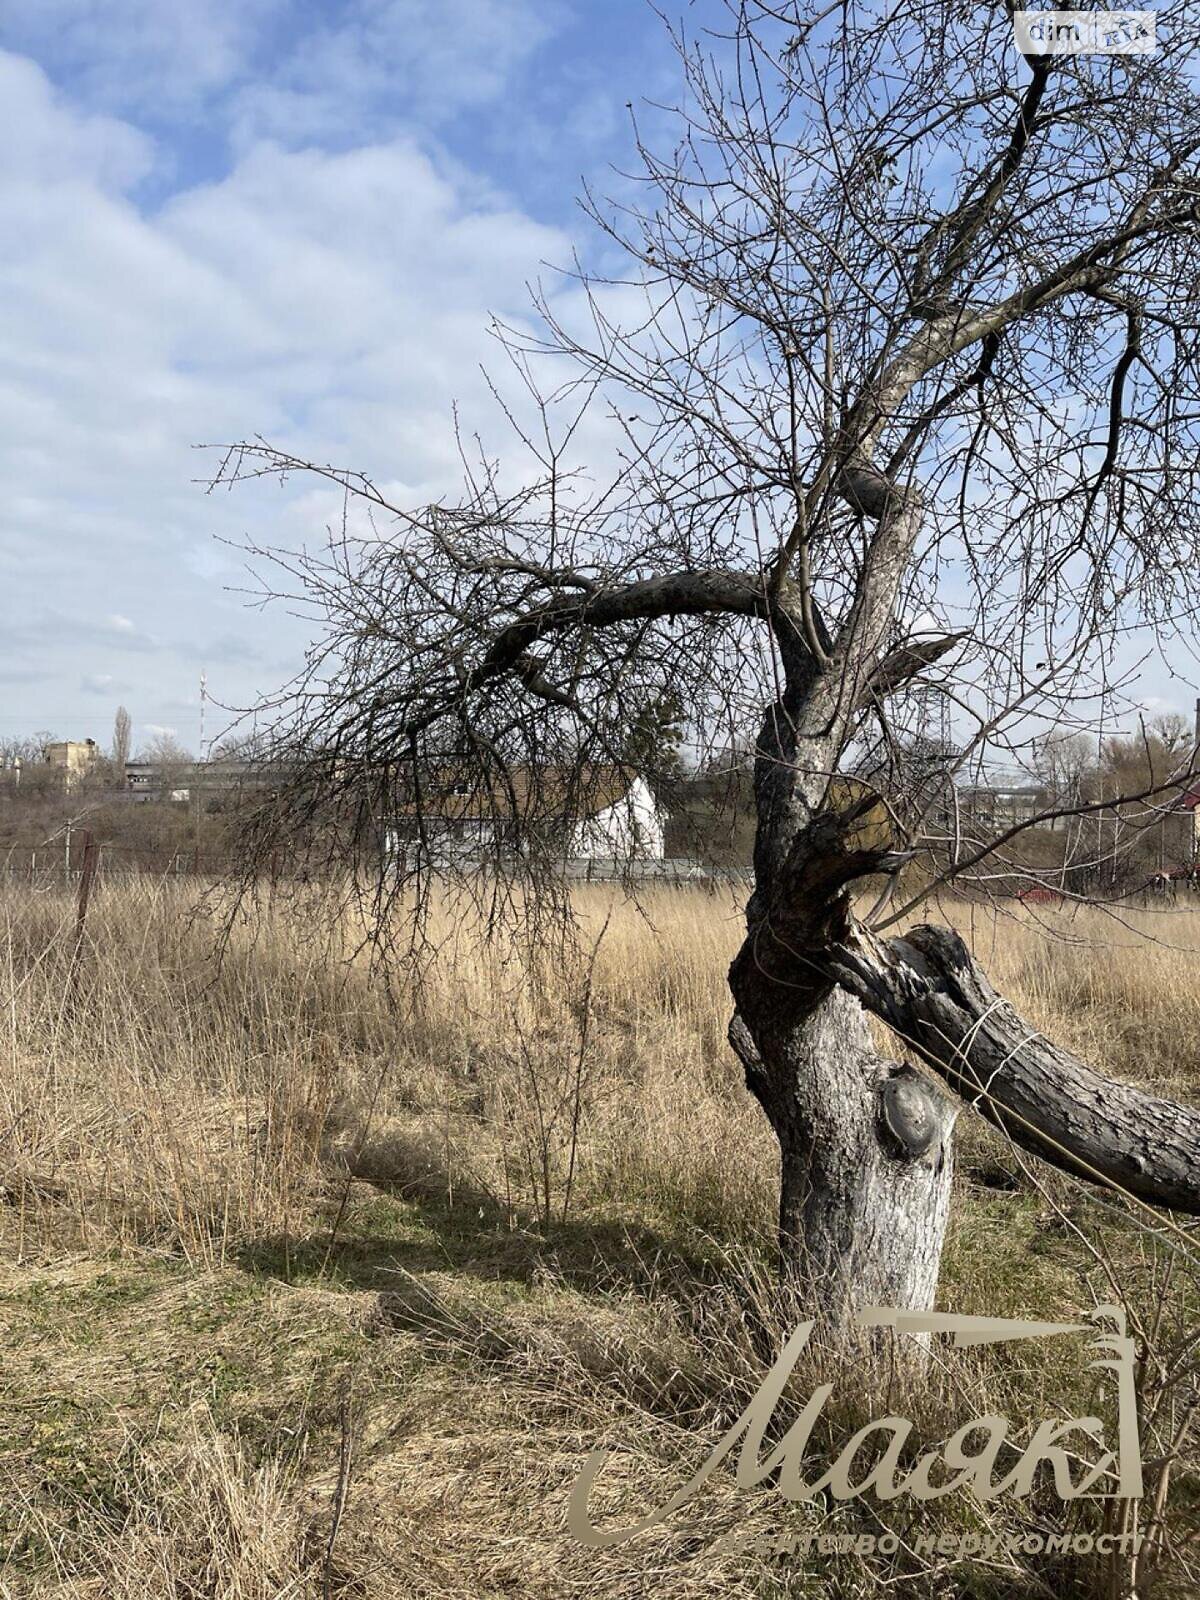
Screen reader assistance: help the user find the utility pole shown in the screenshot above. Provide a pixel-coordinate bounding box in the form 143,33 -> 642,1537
195,669 -> 207,872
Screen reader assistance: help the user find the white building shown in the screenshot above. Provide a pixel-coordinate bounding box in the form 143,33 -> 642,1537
384,766 -> 666,864
570,775 -> 664,859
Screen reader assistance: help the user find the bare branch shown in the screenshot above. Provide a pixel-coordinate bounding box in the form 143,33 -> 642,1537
829,921 -> 1200,1215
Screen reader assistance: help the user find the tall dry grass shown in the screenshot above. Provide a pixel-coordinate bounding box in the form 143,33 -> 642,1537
1,877 -> 780,1263
7,875 -> 1197,1259
1,877 -> 1198,1598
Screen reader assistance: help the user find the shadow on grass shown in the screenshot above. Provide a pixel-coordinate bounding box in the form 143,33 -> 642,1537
233,1174 -> 746,1304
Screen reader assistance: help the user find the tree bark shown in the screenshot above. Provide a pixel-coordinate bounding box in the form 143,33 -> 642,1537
828,920 -> 1200,1214
725,621 -> 963,1325
729,987 -> 957,1317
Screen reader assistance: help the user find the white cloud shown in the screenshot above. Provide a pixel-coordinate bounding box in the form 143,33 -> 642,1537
0,49 -> 590,733
1,0 -> 562,147
227,0 -> 562,149
0,1 -> 277,119
0,51 -> 154,190
81,672 -> 120,694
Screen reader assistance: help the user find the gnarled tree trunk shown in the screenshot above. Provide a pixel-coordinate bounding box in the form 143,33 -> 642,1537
729,985 -> 956,1316
726,798 -> 1200,1330
725,651 -> 961,1324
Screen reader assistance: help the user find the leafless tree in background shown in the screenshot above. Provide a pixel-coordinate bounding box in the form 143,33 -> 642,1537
1,734 -> 50,768
216,0 -> 1200,1322
111,705 -> 132,786
136,730 -> 192,800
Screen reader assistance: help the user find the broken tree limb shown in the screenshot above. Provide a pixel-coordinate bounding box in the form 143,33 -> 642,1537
865,630 -> 971,701
826,921 -> 1200,1215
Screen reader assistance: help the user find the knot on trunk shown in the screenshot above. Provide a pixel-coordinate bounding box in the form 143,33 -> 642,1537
896,922 -> 974,978
877,1065 -> 946,1164
836,461 -> 923,521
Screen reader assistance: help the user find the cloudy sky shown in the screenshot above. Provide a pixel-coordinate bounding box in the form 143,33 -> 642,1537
3,1 -> 1194,759
0,0 -> 680,753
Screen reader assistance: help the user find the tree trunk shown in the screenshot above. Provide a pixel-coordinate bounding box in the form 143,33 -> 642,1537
729,981 -> 957,1321
729,654 -> 960,1327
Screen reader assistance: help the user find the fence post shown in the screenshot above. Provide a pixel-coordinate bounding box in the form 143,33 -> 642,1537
69,830 -> 98,987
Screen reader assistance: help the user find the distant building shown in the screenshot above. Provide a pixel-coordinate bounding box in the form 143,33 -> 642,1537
124,761 -> 155,796
957,784 -> 1044,829
45,739 -> 99,791
123,756 -> 267,804
570,775 -> 665,859
383,766 -> 666,864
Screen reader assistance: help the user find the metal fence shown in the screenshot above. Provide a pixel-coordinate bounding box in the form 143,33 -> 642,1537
1,840 -> 754,890
1,841 -> 218,887
562,856 -> 752,884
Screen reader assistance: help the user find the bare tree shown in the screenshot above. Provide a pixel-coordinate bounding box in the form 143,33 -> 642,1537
0,734 -> 52,769
137,731 -> 193,799
217,1 -> 1200,1323
111,706 -> 132,787
1032,730 -> 1093,797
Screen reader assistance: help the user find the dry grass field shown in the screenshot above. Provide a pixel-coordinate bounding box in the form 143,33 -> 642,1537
0,877 -> 1197,1598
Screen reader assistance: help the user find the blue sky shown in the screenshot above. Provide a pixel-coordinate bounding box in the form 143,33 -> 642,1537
0,0 -> 683,752
1,1 -> 1191,758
